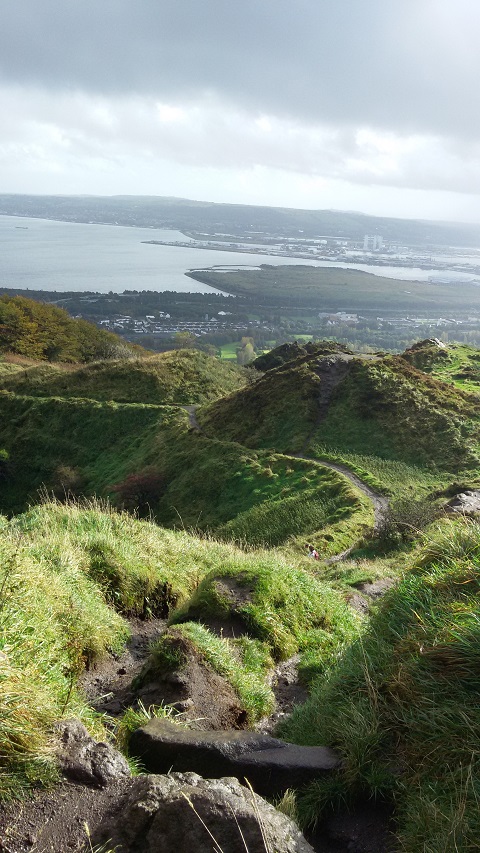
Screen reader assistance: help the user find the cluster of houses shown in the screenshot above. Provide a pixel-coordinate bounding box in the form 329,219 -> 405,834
98,313 -> 273,338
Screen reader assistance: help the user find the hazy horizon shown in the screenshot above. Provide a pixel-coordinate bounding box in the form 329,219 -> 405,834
2,2 -> 480,223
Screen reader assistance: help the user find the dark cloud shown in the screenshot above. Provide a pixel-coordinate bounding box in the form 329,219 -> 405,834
1,0 -> 479,138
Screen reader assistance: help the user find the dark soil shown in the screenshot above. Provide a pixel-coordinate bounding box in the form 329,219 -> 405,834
79,616 -> 168,717
256,653 -> 309,734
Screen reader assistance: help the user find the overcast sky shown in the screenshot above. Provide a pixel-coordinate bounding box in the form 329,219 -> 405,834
1,0 -> 480,222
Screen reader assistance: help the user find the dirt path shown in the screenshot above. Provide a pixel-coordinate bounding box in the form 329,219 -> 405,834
79,616 -> 167,717
292,452 -> 389,531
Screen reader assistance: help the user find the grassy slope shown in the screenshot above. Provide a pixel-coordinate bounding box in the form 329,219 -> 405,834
0,501 -> 359,793
199,349 -> 480,496
0,349 -> 247,404
143,422 -> 372,551
0,385 -> 372,551
0,391 -> 174,514
280,517 -> 480,853
401,339 -> 480,394
198,355 -> 322,452
309,356 -> 479,470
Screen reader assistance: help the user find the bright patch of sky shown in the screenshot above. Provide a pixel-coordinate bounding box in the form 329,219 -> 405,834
1,0 -> 480,222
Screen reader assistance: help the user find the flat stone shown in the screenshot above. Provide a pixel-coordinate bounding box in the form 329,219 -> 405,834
129,718 -> 339,797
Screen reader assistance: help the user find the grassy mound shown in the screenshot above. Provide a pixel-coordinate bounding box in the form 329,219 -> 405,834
171,556 -> 360,663
310,356 -> 479,471
0,349 -> 247,404
198,352 -> 322,451
401,339 -> 480,395
135,623 -> 275,723
252,340 -> 353,373
280,517 -> 480,852
200,349 -> 480,494
134,424 -> 372,550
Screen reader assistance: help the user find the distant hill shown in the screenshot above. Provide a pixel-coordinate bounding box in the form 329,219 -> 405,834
0,294 -> 136,363
1,193 -> 480,246
0,349 -> 247,404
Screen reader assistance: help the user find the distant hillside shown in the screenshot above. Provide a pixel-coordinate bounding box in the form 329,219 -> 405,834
0,294 -> 136,363
199,342 -> 480,477
0,349 -> 247,404
2,193 -> 480,246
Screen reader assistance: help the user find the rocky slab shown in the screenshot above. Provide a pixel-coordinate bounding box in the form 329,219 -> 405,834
91,772 -> 315,853
129,718 -> 339,797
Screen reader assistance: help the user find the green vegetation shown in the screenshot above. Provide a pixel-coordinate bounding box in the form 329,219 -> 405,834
0,391 -> 171,514
136,623 -> 275,722
0,349 -> 247,404
402,339 -> 480,394
200,347 -> 480,499
280,517 -> 480,852
134,422 -> 372,549
1,331 -> 480,851
189,264 -> 480,314
171,556 -> 360,663
0,294 -> 136,362
308,357 -> 479,477
0,500 -> 359,795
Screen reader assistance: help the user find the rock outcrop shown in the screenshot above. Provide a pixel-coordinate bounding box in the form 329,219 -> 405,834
445,490 -> 480,516
91,772 -> 315,853
54,719 -> 131,787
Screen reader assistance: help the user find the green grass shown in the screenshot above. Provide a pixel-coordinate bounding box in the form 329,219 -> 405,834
0,391 -> 175,514
200,350 -> 480,469
143,424 -> 372,549
219,342 -> 240,360
402,340 -> 480,395
0,517 -> 128,797
135,623 -> 275,723
12,500 -> 235,617
309,358 -> 479,472
0,349 -> 247,404
170,555 -> 360,662
0,498 -> 364,795
279,517 -> 480,852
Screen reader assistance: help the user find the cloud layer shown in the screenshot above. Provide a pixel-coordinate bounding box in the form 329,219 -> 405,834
1,1 -> 480,219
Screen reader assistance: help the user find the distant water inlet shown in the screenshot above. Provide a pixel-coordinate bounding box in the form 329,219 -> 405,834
0,214 -> 469,295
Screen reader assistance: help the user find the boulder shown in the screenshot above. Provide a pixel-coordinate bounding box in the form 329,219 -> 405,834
130,718 -> 339,797
91,772 -> 315,853
54,719 -> 131,787
445,490 -> 480,516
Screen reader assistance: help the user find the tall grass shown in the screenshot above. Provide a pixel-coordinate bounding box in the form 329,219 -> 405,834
280,517 -> 480,852
170,554 -> 361,662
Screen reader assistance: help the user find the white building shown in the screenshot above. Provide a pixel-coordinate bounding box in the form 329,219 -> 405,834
363,234 -> 383,251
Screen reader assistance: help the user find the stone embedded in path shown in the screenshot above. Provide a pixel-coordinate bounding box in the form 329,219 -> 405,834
129,718 -> 339,797
54,719 -> 131,787
91,772 -> 315,853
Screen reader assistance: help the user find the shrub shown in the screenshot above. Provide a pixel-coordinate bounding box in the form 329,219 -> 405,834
375,496 -> 440,550
111,468 -> 166,517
